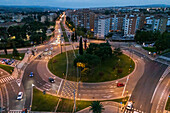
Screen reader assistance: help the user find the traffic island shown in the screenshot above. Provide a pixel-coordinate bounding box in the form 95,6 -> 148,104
48,50 -> 135,82
0,64 -> 14,75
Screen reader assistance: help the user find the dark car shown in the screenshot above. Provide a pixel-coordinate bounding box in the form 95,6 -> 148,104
117,83 -> 125,87
49,77 -> 55,83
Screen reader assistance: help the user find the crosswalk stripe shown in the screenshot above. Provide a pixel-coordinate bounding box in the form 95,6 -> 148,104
0,76 -> 14,84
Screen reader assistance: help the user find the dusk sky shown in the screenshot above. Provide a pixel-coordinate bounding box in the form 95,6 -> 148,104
0,0 -> 170,8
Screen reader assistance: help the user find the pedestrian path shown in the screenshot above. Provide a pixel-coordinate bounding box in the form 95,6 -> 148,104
0,76 -> 14,84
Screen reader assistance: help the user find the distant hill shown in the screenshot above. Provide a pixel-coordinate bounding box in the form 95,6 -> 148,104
0,5 -> 68,12
128,4 -> 170,8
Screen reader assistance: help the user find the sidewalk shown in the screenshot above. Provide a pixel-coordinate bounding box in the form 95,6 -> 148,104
12,51 -> 43,86
77,101 -> 123,113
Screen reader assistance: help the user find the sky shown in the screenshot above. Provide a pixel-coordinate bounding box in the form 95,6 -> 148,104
0,0 -> 170,8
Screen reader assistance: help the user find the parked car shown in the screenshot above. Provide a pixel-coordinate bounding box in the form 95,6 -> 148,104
29,72 -> 34,77
17,92 -> 23,100
117,83 -> 125,87
49,77 -> 55,83
0,59 -> 5,64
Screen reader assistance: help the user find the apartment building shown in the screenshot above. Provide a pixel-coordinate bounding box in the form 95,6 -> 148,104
152,15 -> 168,33
110,14 -> 126,32
124,15 -> 137,37
96,16 -> 110,39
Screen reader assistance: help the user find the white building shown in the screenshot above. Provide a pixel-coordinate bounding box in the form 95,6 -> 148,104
167,17 -> 170,26
97,17 -> 110,39
41,16 -> 46,23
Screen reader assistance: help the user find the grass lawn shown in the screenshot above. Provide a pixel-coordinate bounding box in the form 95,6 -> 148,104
57,98 -> 91,112
32,88 -> 59,111
32,88 -> 128,112
143,47 -> 157,52
0,53 -> 25,60
48,50 -> 135,82
165,95 -> 170,111
60,22 -> 69,42
0,64 -> 14,74
32,88 -> 91,112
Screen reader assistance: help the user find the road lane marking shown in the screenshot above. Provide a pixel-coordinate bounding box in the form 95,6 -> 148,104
122,76 -> 129,97
57,79 -> 63,95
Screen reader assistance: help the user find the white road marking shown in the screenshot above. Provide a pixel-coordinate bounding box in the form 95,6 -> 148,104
122,76 -> 129,97
57,79 -> 63,95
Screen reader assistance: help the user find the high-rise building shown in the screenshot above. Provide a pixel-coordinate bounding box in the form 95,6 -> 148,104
111,14 -> 126,32
124,15 -> 137,37
152,15 -> 168,33
96,16 -> 110,39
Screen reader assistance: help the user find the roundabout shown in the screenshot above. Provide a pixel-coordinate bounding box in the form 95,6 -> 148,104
31,44 -> 142,101
24,44 -> 143,112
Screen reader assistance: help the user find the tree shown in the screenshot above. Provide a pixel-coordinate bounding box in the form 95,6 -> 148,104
75,30 -> 77,42
155,32 -> 170,51
74,54 -> 100,68
79,37 -> 83,55
0,27 -> 8,55
114,48 -> 122,56
89,101 -> 104,113
71,33 -> 74,42
12,44 -> 19,57
86,43 -> 112,60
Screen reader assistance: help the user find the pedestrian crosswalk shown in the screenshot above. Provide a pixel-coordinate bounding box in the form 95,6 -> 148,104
60,80 -> 78,99
123,108 -> 146,113
42,83 -> 52,91
0,76 -> 14,84
9,110 -> 22,113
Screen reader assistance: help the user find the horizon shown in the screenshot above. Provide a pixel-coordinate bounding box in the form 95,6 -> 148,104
0,0 -> 170,8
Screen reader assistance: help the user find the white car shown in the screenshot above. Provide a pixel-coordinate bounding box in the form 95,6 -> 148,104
44,48 -> 48,52
126,101 -> 133,110
17,92 -> 23,100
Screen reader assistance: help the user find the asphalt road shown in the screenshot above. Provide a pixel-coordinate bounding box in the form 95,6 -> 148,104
151,72 -> 170,113
129,57 -> 168,113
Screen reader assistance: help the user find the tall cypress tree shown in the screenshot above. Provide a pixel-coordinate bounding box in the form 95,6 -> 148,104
79,37 -> 83,55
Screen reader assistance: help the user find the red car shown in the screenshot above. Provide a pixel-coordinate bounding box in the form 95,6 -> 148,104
117,83 -> 125,87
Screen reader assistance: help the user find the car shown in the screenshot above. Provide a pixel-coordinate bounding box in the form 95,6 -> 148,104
117,83 -> 125,87
29,72 -> 34,77
126,101 -> 133,110
49,77 -> 55,83
17,92 -> 23,100
148,52 -> 151,55
44,48 -> 48,52
0,60 -> 5,64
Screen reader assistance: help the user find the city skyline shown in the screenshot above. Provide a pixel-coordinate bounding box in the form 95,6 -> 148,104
0,0 -> 170,8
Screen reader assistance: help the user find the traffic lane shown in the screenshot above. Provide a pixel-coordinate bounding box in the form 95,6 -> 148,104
36,58 -> 61,88
123,48 -> 151,61
126,57 -> 145,95
78,86 -> 124,100
22,60 -> 49,109
130,61 -> 167,113
151,73 -> 170,113
7,81 -> 25,110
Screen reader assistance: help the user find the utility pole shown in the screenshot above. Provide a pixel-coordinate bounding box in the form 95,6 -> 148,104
73,89 -> 76,113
